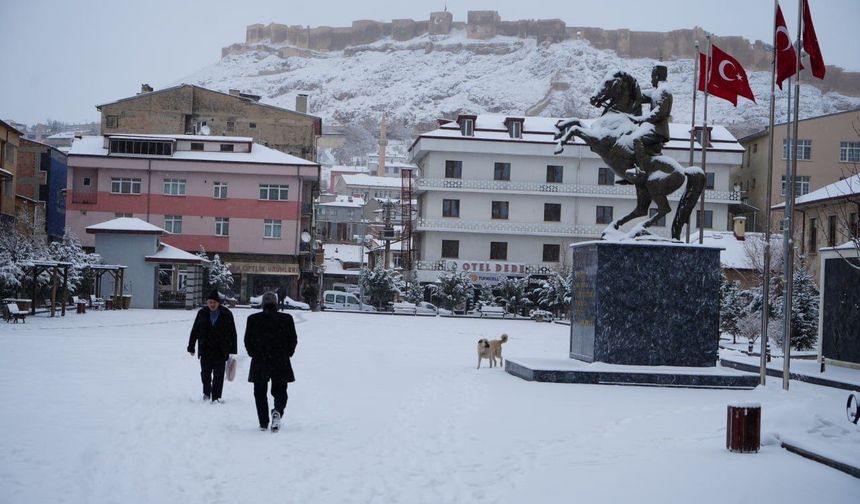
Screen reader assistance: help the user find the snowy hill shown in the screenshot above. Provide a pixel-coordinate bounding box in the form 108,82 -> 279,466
181,31 -> 860,144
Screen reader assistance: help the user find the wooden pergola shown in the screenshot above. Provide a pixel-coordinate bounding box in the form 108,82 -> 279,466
23,260 -> 72,317
85,265 -> 127,309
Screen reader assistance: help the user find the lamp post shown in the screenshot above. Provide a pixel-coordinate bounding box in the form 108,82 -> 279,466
357,219 -> 371,311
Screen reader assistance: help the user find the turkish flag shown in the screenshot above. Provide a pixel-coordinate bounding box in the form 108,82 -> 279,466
803,0 -> 826,79
775,3 -> 802,89
698,45 -> 756,106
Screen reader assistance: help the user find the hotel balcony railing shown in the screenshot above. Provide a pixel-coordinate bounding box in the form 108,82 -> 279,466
70,192 -> 98,205
416,178 -> 741,203
417,218 -> 607,238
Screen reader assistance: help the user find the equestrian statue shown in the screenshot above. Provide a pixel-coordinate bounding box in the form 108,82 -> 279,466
554,65 -> 704,240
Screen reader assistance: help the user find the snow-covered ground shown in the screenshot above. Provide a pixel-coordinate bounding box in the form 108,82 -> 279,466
1,309 -> 858,503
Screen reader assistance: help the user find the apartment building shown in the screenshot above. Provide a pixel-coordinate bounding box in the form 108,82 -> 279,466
66,133 -> 319,301
409,114 -> 743,284
0,120 -> 24,223
735,108 -> 860,232
16,139 -> 67,240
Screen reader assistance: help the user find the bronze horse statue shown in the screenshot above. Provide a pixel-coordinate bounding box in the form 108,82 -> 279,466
554,71 -> 704,240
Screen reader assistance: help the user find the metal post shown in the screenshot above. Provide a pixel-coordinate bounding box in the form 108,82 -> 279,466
358,219 -> 367,311
699,35 -> 711,243
760,0 -> 779,386
687,40 -> 700,244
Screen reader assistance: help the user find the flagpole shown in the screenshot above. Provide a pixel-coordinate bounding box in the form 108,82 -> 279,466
699,35 -> 711,244
760,0 -> 780,387
687,40 -> 700,244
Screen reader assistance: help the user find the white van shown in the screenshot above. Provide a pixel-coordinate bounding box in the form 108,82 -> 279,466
322,290 -> 376,312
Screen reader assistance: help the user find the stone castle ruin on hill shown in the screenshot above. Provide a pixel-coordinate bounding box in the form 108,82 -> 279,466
221,10 -> 859,97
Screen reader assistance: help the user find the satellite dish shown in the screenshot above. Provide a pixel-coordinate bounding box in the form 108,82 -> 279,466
301,231 -> 311,243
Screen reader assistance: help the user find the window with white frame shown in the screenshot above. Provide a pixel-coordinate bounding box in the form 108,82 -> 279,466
840,141 -> 860,162
215,217 -> 229,236
163,178 -> 186,196
213,182 -> 228,199
781,175 -> 811,196
115,213 -> 133,218
264,219 -> 282,239
110,177 -> 141,194
782,139 -> 812,160
164,215 -> 182,234
259,184 -> 289,200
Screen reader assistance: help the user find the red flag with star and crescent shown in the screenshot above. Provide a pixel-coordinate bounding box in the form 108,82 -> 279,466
698,44 -> 756,106
775,3 -> 802,89
803,0 -> 826,79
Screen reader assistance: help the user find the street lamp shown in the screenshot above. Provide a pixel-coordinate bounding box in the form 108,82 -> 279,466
357,220 -> 372,311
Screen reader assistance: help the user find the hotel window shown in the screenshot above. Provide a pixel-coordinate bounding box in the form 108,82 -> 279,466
109,139 -> 172,155
596,205 -> 613,224
213,182 -> 228,199
828,215 -> 837,247
781,175 -> 810,196
106,115 -> 118,128
706,172 -> 715,190
695,210 -> 713,229
444,160 -> 462,179
260,184 -> 289,200
442,199 -> 460,217
215,217 -> 230,237
220,144 -> 235,152
163,178 -> 186,196
544,203 -> 561,222
490,241 -> 508,260
840,141 -> 860,162
190,142 -> 204,151
164,215 -> 182,234
598,167 -> 614,185
491,201 -> 509,220
110,177 -> 141,194
543,244 -> 560,262
546,165 -> 563,183
441,239 -> 459,258
648,208 -> 666,227
494,162 -> 511,181
264,219 -> 282,239
808,218 -> 818,253
115,213 -> 133,218
460,118 -> 474,137
782,139 -> 812,160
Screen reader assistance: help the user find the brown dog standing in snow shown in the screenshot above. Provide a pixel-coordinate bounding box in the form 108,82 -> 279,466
477,334 -> 508,369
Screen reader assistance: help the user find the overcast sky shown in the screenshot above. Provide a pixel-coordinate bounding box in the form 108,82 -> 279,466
2,0 -> 857,126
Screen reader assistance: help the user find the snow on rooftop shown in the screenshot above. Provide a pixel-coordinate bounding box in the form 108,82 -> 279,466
773,174 -> 860,209
318,195 -> 366,208
86,217 -> 166,234
324,243 -> 368,263
69,135 -> 317,166
145,243 -> 209,264
339,173 -> 404,188
690,230 -> 782,270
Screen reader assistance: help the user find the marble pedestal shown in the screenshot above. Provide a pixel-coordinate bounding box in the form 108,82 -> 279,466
569,240 -> 721,367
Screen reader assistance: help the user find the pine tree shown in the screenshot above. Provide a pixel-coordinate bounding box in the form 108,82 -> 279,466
719,274 -> 745,343
434,271 -> 474,311
772,261 -> 819,351
493,277 -> 532,316
46,230 -> 101,294
360,265 -> 402,309
208,254 -> 234,294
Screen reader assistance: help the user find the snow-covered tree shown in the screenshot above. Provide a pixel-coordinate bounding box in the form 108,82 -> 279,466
208,254 -> 234,294
719,274 -> 745,343
360,265 -> 402,309
736,311 -> 781,351
493,277 -> 532,316
534,272 -> 571,318
46,230 -> 101,294
772,260 -> 820,351
433,271 -> 474,311
0,219 -> 47,297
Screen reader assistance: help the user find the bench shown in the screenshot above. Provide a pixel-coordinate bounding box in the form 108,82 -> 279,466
3,302 -> 28,323
392,302 -> 418,315
479,305 -> 507,318
88,295 -> 105,310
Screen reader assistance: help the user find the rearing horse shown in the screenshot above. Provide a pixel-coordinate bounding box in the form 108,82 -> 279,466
554,71 -> 704,240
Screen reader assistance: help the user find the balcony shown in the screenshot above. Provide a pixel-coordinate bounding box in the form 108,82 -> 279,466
417,218 -> 607,238
416,178 -> 741,203
71,192 -> 98,205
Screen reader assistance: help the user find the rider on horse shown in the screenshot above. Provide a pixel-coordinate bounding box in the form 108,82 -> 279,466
626,65 -> 673,184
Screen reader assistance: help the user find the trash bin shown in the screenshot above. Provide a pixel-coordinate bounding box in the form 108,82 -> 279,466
105,298 -> 114,310
76,302 -> 87,314
726,402 -> 761,453
122,295 -> 132,309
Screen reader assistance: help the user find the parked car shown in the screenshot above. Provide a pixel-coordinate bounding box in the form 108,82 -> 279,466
416,301 -> 451,315
321,290 -> 376,312
249,294 -> 310,310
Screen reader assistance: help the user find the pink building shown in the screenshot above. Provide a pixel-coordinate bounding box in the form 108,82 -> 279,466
66,133 -> 319,301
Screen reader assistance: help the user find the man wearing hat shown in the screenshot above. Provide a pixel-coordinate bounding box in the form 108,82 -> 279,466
187,290 -> 238,403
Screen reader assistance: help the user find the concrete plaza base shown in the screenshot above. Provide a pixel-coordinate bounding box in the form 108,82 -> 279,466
506,357 -> 760,389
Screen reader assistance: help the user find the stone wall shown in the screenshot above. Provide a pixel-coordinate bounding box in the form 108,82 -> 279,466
224,12 -> 860,97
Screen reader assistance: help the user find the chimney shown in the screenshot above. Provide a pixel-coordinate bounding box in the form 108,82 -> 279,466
733,216 -> 747,240
296,94 -> 308,114
139,83 -> 153,94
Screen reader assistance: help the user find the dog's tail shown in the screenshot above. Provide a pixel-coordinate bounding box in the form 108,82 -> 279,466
500,334 -> 508,344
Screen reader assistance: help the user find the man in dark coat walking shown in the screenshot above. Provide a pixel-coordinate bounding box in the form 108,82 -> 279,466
244,291 -> 298,431
187,290 -> 238,403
